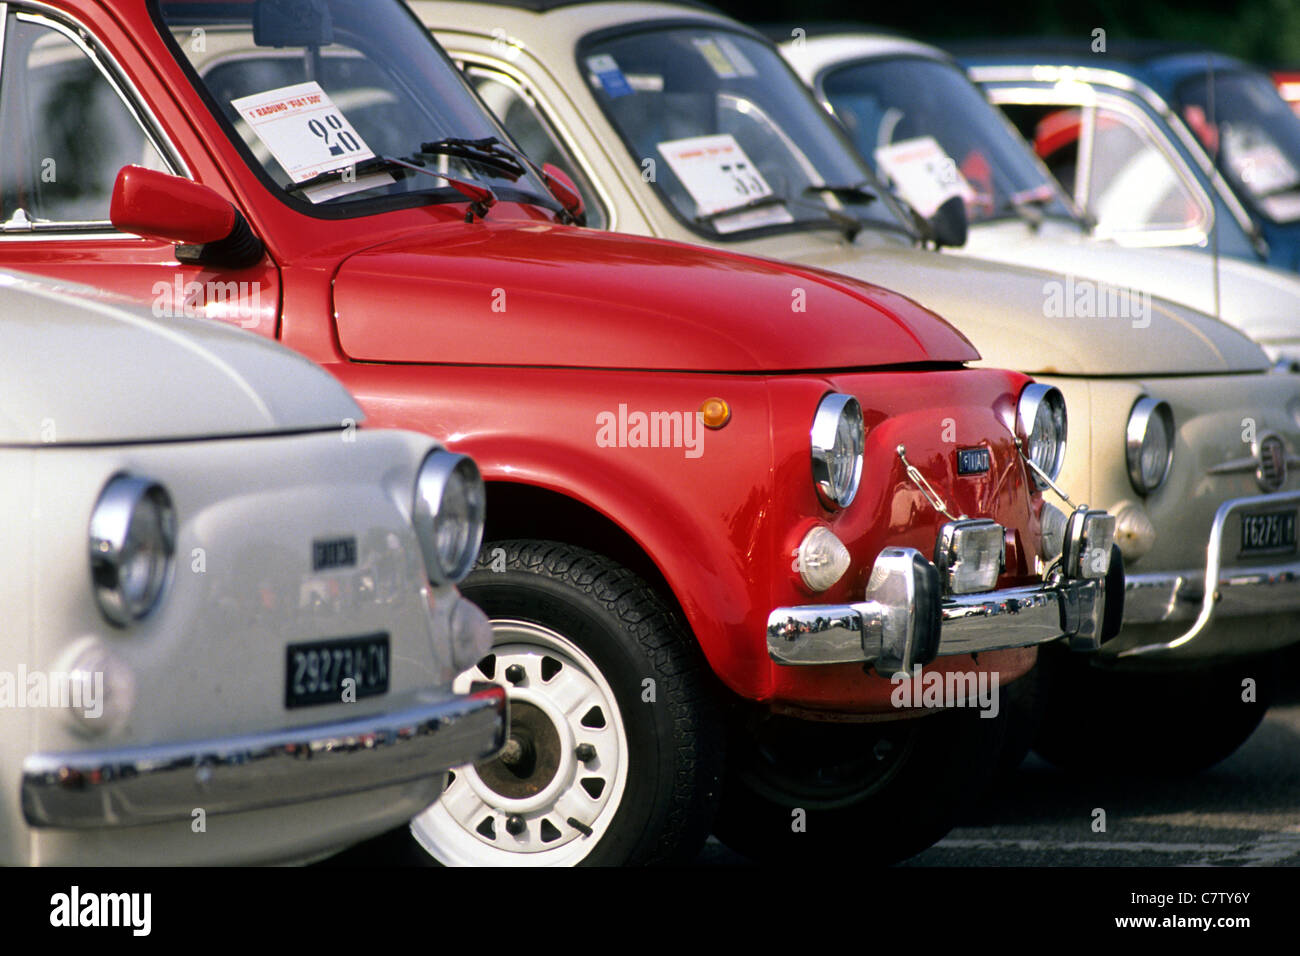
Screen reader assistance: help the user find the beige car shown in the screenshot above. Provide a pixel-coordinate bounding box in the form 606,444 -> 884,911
416,0 -> 1300,772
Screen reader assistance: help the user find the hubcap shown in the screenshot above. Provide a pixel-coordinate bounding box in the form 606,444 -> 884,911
410,619 -> 629,864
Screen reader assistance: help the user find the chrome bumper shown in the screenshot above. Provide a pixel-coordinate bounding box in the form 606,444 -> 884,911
768,547 -> 1112,671
21,687 -> 507,829
1119,489 -> 1300,658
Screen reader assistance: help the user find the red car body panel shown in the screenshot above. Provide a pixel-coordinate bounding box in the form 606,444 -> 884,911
7,0 -> 1043,713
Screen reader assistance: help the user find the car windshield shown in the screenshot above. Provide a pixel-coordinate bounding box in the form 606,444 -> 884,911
152,0 -> 551,209
1175,69 -> 1300,223
579,26 -> 911,238
819,56 -> 1076,226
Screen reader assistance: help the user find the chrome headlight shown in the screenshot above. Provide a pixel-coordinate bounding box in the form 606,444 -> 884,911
1125,397 -> 1174,495
1017,384 -> 1067,486
811,393 -> 865,509
413,450 -> 486,584
89,475 -> 176,627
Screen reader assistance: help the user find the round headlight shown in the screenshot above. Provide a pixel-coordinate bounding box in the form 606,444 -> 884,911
413,450 -> 486,584
1017,384 -> 1067,486
811,393 -> 865,509
89,475 -> 176,627
1126,397 -> 1174,495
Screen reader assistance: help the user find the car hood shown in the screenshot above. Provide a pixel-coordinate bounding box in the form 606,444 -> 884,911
0,274 -> 361,446
786,238 -> 1270,375
331,221 -> 979,371
965,220 -> 1300,353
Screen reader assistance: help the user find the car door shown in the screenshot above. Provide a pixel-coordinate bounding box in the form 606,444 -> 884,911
0,4 -> 279,337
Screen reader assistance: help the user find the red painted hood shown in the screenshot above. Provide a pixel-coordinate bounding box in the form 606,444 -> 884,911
332,221 -> 978,371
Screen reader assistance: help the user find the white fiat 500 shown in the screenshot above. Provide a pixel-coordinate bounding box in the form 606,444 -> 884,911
778,32 -> 1300,367
0,273 -> 505,865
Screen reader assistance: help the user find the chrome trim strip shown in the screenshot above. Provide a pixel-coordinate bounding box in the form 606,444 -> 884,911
21,687 -> 507,828
1119,489 -> 1300,656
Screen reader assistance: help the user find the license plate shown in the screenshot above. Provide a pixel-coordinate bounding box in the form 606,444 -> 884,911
1240,509 -> 1298,556
285,634 -> 389,709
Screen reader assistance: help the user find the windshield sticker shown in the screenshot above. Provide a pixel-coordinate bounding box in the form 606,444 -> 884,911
692,38 -> 739,78
873,136 -> 972,218
658,134 -> 794,232
231,81 -> 376,183
586,54 -> 633,98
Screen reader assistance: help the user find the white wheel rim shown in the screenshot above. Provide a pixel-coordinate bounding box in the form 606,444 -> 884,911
411,619 -> 630,866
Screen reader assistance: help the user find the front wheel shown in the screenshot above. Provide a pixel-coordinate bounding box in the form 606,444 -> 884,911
408,540 -> 722,866
1031,648 -> 1273,775
713,699 -> 1008,865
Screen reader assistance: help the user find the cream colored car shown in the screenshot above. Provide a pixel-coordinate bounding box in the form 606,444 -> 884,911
0,273 -> 504,865
779,32 -> 1300,367
417,0 -> 1300,772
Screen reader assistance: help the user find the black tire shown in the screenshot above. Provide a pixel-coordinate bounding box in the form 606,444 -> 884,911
713,698 -> 1009,865
407,540 -> 723,866
1032,647 -> 1273,775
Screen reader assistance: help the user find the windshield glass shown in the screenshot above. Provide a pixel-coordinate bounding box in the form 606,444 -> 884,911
820,56 -> 1076,225
579,26 -> 910,238
1176,69 -> 1300,223
152,0 -> 551,209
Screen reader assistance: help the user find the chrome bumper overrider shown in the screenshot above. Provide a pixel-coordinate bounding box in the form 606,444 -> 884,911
767,546 -> 1114,671
1120,490 -> 1300,657
21,687 -> 507,829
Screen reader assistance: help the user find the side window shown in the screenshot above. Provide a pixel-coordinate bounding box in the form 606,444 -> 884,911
0,14 -> 167,228
1085,105 -> 1205,233
464,65 -> 607,229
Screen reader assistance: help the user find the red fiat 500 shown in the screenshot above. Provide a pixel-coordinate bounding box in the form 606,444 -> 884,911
0,0 -> 1119,866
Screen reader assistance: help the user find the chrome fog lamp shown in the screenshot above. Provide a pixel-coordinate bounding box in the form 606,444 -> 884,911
795,525 -> 852,592
1039,501 -> 1069,564
811,393 -> 865,509
413,450 -> 486,585
1017,384 -> 1067,487
1126,397 -> 1174,495
1063,507 -> 1116,580
89,475 -> 176,627
935,518 -> 1005,594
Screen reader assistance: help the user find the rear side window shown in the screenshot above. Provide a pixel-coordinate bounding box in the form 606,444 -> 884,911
0,12 -> 167,228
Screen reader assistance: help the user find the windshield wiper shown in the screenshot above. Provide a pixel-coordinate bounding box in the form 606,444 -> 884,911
695,194 -> 789,224
418,137 -> 527,180
284,155 -> 498,221
804,182 -> 878,204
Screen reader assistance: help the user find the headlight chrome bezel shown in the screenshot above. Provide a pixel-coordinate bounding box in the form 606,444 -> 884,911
89,474 -> 177,627
413,450 -> 486,585
811,393 -> 865,509
1016,384 -> 1067,488
1125,396 -> 1175,495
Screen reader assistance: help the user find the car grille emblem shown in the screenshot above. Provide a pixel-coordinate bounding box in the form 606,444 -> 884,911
313,536 -> 357,571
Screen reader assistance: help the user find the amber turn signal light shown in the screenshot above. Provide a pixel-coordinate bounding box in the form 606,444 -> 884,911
699,397 -> 730,429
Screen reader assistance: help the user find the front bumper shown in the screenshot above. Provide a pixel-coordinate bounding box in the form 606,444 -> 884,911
768,547 -> 1116,671
1120,489 -> 1300,658
21,687 -> 506,829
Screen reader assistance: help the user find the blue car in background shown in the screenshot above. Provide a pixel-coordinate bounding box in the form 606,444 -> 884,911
957,42 -> 1300,273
